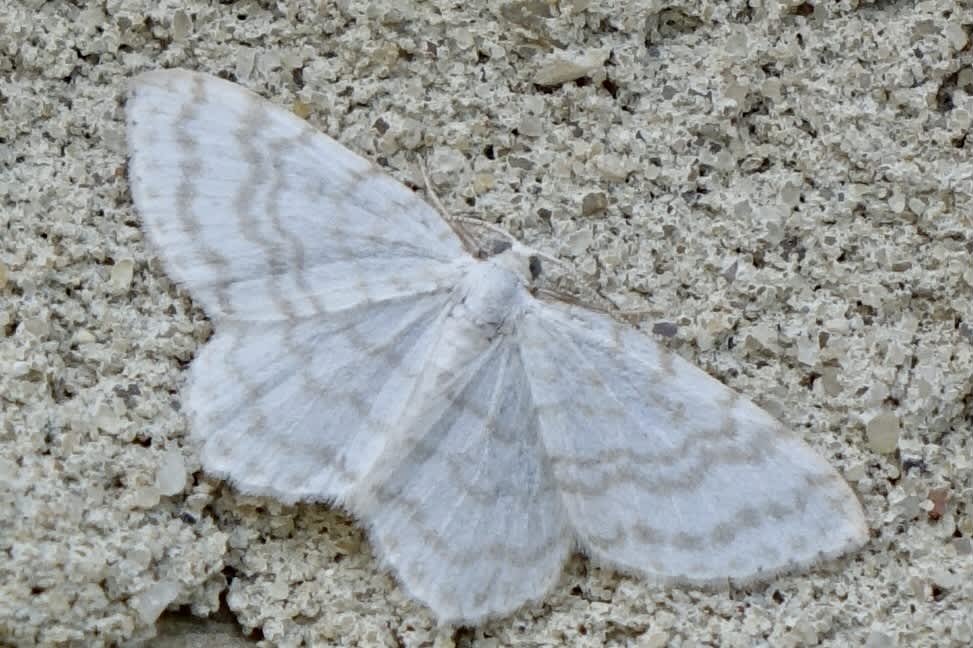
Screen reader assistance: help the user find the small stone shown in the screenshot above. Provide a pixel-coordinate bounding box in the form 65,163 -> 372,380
73,329 -> 97,344
292,100 -> 312,119
10,361 -> 30,378
652,322 -> 678,337
0,457 -> 19,486
944,22 -> 969,50
865,411 -> 900,454
844,461 -> 867,482
930,567 -> 962,589
889,191 -> 906,213
429,147 -> 468,184
780,181 -> 801,206
581,191 -> 608,216
132,486 -> 161,509
534,49 -> 608,86
155,449 -> 187,496
952,537 -> 972,555
721,259 -> 738,282
132,580 -> 181,624
907,197 -> 926,215
820,367 -> 842,396
592,154 -> 630,181
471,173 -> 495,194
24,317 -> 50,337
562,227 -> 593,256
865,630 -> 894,648
926,488 -> 949,520
172,10 -> 192,41
638,631 -> 670,648
110,258 -> 135,292
93,401 -> 122,435
744,322 -> 778,353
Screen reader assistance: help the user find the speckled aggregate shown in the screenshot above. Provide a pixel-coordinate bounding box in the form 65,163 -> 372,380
0,0 -> 970,646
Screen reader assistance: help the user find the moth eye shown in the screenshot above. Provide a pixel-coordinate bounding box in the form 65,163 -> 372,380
489,239 -> 513,255
528,255 -> 542,280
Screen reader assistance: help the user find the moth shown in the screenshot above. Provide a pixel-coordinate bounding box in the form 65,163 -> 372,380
126,69 -> 867,623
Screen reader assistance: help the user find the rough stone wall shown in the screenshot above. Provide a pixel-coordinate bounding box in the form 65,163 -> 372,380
1,1 -> 970,646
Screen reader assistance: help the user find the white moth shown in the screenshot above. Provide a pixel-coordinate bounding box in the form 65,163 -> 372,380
126,69 -> 868,624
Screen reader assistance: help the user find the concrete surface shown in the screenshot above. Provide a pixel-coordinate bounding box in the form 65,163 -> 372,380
1,0 -> 970,646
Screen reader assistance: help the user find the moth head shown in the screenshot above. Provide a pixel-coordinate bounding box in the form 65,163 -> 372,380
481,237 -> 543,286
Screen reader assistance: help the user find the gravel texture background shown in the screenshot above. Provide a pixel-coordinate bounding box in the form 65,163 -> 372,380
1,1 -> 971,646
